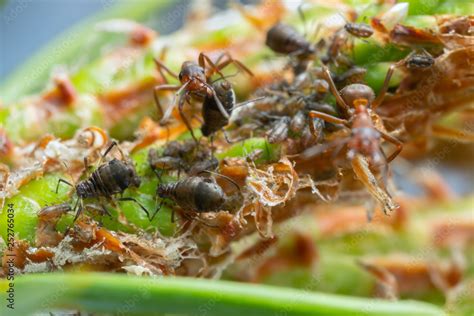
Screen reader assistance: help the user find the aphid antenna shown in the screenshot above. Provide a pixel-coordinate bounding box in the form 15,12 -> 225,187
197,170 -> 241,194
55,160 -> 76,195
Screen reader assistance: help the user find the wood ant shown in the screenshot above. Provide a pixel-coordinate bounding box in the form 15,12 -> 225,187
56,141 -> 149,221
153,52 -> 253,142
305,64 -> 403,168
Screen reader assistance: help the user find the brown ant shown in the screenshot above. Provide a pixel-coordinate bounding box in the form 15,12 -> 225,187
56,141 -> 149,221
304,64 -> 403,170
153,52 -> 253,142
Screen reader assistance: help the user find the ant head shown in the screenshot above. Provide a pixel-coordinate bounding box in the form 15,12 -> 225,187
340,84 -> 375,108
179,61 -> 205,86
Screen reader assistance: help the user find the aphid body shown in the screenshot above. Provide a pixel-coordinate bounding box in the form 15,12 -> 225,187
201,80 -> 236,137
344,22 -> 374,38
77,158 -> 141,199
266,23 -> 315,58
157,176 -> 225,213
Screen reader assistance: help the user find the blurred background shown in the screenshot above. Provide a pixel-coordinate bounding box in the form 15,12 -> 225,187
0,0 -> 255,78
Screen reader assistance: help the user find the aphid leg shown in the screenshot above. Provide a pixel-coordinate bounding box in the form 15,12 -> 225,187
177,93 -> 198,143
55,178 -> 73,194
72,198 -> 84,223
150,199 -> 165,222
198,170 -> 241,194
223,130 -> 239,144
378,130 -> 403,163
153,58 -> 179,84
213,52 -> 254,77
153,84 -> 181,124
210,135 -> 215,156
97,140 -> 125,165
321,66 -> 351,113
83,157 -> 92,176
118,197 -> 151,221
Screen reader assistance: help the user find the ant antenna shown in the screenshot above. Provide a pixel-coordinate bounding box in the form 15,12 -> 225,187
297,3 -> 308,37
197,170 -> 241,194
210,71 -> 241,84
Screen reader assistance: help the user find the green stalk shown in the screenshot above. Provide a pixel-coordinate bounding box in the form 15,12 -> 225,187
0,273 -> 445,316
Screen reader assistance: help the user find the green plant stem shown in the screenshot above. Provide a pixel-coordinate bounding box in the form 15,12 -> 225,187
0,273 -> 445,316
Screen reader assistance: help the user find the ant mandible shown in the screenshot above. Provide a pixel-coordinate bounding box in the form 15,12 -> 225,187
153,52 -> 253,142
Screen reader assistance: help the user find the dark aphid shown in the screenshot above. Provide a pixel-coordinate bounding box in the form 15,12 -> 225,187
153,52 -> 253,142
157,176 -> 226,213
148,148 -> 187,172
201,80 -> 235,137
265,22 -> 316,74
56,142 -> 148,221
188,156 -> 219,176
162,140 -> 196,158
334,66 -> 367,87
76,158 -> 141,199
344,22 -> 374,38
290,110 -> 307,134
404,52 -> 435,69
266,23 -> 315,58
267,116 -> 291,144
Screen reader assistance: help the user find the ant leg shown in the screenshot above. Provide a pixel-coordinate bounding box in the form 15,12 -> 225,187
153,84 -> 181,124
201,82 -> 231,120
72,199 -> 84,223
118,197 -> 151,221
55,179 -> 73,194
378,130 -> 403,163
177,94 -> 198,143
199,52 -> 227,80
372,61 -> 403,109
309,111 -> 349,125
153,58 -> 179,84
212,52 -> 254,77
431,124 -> 474,143
321,65 -> 351,114
297,3 -> 308,37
